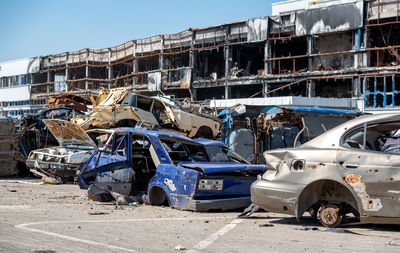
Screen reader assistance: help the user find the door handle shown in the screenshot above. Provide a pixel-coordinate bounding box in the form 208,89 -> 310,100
343,163 -> 358,169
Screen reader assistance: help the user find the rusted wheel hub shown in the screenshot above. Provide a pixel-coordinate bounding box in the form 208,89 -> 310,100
319,204 -> 342,228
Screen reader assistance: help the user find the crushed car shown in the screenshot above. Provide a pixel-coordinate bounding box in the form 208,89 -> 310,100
251,113 -> 400,227
26,119 -> 114,183
78,128 -> 266,211
72,87 -> 220,139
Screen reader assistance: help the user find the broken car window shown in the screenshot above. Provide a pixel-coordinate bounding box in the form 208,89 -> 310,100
204,146 -> 248,164
341,121 -> 400,153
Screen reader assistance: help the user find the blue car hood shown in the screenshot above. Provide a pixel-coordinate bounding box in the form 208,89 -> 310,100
178,162 -> 266,175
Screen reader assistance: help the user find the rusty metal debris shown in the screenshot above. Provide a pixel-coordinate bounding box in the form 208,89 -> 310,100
0,118 -> 29,177
47,93 -> 91,112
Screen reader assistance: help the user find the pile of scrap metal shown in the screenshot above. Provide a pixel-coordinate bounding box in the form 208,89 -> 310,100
26,119 -> 114,183
47,92 -> 91,112
78,127 -> 266,211
218,104 -> 359,164
0,118 -> 29,177
72,87 -> 220,139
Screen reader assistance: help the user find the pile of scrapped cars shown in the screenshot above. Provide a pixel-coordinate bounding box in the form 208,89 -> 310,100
4,87 -> 400,228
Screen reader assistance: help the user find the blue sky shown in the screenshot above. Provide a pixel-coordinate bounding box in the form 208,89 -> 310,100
0,0 -> 281,62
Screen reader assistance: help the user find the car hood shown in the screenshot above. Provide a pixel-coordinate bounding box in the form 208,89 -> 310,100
43,119 -> 97,147
178,162 -> 266,175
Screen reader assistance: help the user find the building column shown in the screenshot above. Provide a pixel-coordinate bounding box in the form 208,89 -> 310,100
107,65 -> 113,89
352,76 -> 362,98
264,40 -> 270,75
262,80 -> 269,97
307,79 -> 315,97
47,70 -> 52,94
307,35 -> 313,72
85,65 -> 89,90
65,66 -> 69,92
224,45 -> 232,99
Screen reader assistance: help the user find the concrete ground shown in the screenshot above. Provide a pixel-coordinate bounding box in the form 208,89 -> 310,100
0,179 -> 399,253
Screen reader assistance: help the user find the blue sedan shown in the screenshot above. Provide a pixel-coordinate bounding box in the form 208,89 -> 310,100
78,128 -> 266,211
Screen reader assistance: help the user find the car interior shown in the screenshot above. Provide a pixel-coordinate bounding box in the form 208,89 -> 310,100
341,121 -> 400,153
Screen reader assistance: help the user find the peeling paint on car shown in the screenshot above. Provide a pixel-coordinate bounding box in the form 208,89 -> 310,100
344,174 -> 383,212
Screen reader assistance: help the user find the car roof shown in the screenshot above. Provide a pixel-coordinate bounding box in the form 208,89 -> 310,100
303,113 -> 400,148
114,128 -> 225,146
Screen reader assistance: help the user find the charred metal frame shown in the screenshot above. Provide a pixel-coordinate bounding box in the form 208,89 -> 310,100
24,0 -> 400,111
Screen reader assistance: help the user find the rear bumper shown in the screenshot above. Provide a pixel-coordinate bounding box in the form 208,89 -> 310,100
251,179 -> 300,215
185,196 -> 251,212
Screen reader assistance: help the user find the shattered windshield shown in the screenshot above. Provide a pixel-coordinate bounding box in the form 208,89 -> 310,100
204,145 -> 248,163
160,138 -> 247,164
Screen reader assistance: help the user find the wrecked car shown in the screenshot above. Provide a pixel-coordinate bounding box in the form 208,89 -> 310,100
251,113 -> 400,227
20,106 -> 86,150
72,88 -> 219,139
26,119 -> 114,183
219,105 -> 359,163
78,128 -> 266,211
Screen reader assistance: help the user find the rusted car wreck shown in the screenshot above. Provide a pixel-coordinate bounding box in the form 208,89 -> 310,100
251,113 -> 400,227
72,88 -> 220,139
78,128 -> 266,211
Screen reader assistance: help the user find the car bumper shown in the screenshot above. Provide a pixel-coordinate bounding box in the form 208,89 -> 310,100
251,179 -> 302,215
26,159 -> 79,174
185,196 -> 251,212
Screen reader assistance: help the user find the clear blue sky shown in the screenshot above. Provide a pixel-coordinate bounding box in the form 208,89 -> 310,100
0,0 -> 281,62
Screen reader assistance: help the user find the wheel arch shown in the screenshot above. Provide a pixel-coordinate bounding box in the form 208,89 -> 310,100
148,185 -> 170,206
295,179 -> 360,219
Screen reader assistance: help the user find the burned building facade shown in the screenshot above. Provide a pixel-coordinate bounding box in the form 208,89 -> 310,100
1,0 -> 400,116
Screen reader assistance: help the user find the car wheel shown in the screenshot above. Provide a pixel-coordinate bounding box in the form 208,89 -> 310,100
318,204 -> 342,228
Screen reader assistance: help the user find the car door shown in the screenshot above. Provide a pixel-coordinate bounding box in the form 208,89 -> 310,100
338,122 -> 400,217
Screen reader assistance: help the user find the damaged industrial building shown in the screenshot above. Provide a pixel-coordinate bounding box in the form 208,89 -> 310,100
1,0 -> 400,116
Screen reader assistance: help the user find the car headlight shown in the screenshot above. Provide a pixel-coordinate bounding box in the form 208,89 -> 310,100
198,179 -> 223,191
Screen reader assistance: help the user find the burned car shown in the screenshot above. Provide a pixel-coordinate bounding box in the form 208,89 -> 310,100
72,88 -> 219,139
26,119 -> 114,183
78,128 -> 266,211
251,113 -> 400,227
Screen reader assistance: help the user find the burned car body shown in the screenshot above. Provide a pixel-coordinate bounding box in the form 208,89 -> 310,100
251,113 -> 400,227
78,128 -> 266,211
72,88 -> 219,139
26,119 -> 114,183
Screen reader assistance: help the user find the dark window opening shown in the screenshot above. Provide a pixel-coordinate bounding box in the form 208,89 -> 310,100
270,37 -> 308,74
194,49 -> 225,81
195,87 -> 225,101
315,79 -> 352,98
230,84 -> 263,99
231,43 -> 265,77
268,82 -> 307,97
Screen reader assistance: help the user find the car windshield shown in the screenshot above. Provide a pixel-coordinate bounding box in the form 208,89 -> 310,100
160,137 -> 248,164
204,145 -> 248,163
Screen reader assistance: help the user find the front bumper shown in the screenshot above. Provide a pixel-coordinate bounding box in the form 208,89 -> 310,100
185,196 -> 251,212
250,179 -> 301,215
26,159 -> 80,176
